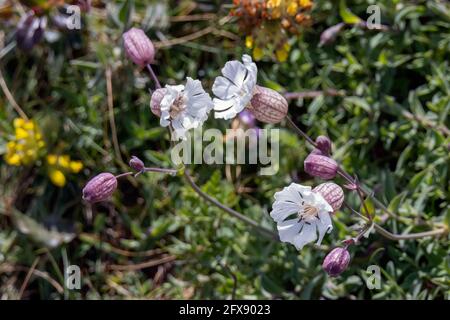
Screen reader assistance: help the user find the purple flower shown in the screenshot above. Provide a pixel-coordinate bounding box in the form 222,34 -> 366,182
238,110 -> 256,127
16,13 -> 47,50
304,154 -> 338,180
322,247 -> 350,277
123,28 -> 155,66
82,173 -> 117,203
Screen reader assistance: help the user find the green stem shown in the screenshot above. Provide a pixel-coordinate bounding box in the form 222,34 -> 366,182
343,203 -> 448,241
184,171 -> 278,241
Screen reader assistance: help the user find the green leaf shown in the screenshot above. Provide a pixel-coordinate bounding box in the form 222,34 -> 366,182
339,0 -> 362,24
119,0 -> 135,30
363,197 -> 376,217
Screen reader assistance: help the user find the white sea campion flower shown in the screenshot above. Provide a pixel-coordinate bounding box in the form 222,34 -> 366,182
212,54 -> 257,120
159,77 -> 213,140
270,183 -> 334,250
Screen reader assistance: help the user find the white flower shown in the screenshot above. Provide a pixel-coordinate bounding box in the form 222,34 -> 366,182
270,183 -> 334,250
160,77 -> 213,140
212,54 -> 257,120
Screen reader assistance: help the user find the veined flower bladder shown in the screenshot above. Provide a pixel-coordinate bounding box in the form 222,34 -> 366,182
270,183 -> 335,250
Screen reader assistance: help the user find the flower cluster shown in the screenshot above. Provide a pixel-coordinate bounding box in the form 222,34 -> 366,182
4,118 -> 45,166
231,0 -> 313,61
47,154 -> 84,187
146,52 -> 288,140
4,118 -> 83,188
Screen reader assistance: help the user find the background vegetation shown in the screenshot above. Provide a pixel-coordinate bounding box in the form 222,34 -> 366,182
0,0 -> 449,299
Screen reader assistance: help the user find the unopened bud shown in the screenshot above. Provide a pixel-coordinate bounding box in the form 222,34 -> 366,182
313,182 -> 344,212
319,23 -> 345,47
247,85 -> 288,124
315,135 -> 332,156
322,247 -> 350,277
82,173 -> 117,203
304,154 -> 338,180
129,156 -> 145,172
123,28 -> 155,66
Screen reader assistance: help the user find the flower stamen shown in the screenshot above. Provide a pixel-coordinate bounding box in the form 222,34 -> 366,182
299,204 -> 319,222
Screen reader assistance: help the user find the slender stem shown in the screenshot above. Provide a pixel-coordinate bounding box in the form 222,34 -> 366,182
285,116 -> 317,147
105,67 -> 124,164
146,64 -> 162,89
343,222 -> 373,246
143,167 -> 178,175
0,68 -> 28,120
356,187 -> 373,221
343,203 -> 448,240
372,223 -> 447,240
115,172 -> 133,179
284,89 -> 345,100
184,171 -> 278,240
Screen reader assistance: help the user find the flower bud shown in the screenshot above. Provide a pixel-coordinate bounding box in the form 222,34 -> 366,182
322,247 -> 350,277
304,154 -> 338,180
16,13 -> 47,50
310,148 -> 323,155
150,88 -> 166,117
319,23 -> 345,47
315,135 -> 332,156
313,182 -> 344,212
247,85 -> 288,124
82,173 -> 117,203
123,28 -> 155,66
129,156 -> 145,172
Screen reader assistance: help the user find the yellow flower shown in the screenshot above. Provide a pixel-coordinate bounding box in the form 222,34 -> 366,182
276,43 -> 291,62
267,0 -> 281,9
47,153 -> 84,187
57,155 -> 70,169
4,118 -> 45,167
287,1 -> 298,16
5,153 -> 21,166
245,35 -> 253,49
299,0 -> 312,9
47,154 -> 58,165
270,7 -> 282,19
49,168 -> 66,187
15,127 -> 29,139
69,161 -> 83,173
13,118 -> 25,128
23,121 -> 35,131
253,47 -> 264,60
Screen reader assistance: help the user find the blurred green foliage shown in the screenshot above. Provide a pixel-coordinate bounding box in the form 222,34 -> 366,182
0,0 -> 449,299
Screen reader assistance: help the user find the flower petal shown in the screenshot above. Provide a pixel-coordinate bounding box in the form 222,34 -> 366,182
316,211 -> 333,245
212,76 -> 240,100
270,202 -> 300,222
293,222 -> 317,250
221,60 -> 247,88
277,219 -> 303,243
